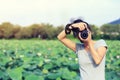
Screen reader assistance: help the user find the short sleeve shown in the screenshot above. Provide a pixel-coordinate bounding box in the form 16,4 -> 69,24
75,43 -> 84,54
95,39 -> 108,49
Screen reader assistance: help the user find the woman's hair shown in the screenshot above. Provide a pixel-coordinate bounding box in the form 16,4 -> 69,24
71,19 -> 92,32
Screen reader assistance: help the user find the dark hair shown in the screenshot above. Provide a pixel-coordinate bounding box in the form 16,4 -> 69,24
71,19 -> 92,32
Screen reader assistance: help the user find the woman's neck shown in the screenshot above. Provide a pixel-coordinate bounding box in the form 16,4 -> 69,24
84,40 -> 95,47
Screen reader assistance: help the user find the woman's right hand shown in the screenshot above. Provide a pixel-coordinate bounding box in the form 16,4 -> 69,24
71,22 -> 87,31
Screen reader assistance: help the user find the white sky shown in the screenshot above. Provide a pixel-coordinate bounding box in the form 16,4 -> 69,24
0,0 -> 120,27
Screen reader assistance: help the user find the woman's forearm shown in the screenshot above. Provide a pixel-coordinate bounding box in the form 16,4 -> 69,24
57,30 -> 67,40
88,43 -> 101,65
88,41 -> 107,65
57,30 -> 76,51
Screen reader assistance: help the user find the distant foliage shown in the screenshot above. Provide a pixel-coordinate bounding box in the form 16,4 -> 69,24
100,24 -> 120,40
0,22 -> 64,39
0,22 -> 120,40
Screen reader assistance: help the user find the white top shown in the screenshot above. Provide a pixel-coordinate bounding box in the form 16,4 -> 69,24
76,39 -> 107,80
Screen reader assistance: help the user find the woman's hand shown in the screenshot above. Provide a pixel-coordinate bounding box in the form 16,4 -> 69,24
71,22 -> 87,31
71,22 -> 92,42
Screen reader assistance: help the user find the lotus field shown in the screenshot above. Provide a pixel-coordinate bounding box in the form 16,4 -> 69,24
0,39 -> 120,80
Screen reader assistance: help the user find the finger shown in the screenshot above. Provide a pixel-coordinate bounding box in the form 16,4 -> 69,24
72,23 -> 79,28
83,23 -> 88,29
79,23 -> 85,31
82,24 -> 86,30
78,32 -> 84,40
69,26 -> 72,29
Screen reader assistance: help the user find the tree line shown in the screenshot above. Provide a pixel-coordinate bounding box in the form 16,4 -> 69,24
0,22 -> 64,39
0,22 -> 120,40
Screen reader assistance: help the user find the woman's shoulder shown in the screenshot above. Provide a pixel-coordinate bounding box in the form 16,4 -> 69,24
96,39 -> 106,42
95,39 -> 107,48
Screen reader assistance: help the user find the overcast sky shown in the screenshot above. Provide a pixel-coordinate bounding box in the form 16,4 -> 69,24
0,0 -> 120,27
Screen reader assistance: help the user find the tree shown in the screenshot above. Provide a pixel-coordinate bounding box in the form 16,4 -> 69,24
100,24 -> 120,40
53,25 -> 64,38
100,24 -> 120,34
29,24 -> 42,38
15,27 -> 32,39
90,24 -> 100,39
39,23 -> 54,39
0,22 -> 15,39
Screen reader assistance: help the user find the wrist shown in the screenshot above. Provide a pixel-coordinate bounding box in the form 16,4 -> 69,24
88,40 -> 93,46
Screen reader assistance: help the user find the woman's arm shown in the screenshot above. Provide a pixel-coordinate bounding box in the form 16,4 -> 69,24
88,42 -> 107,65
79,28 -> 107,65
57,30 -> 76,52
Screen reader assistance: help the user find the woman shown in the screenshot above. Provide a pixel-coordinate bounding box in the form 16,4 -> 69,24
57,19 -> 107,80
